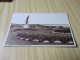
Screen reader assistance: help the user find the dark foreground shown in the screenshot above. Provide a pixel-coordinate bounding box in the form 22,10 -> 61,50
5,24 -> 74,46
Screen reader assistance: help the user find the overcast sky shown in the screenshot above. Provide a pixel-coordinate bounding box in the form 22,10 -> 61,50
11,13 -> 69,24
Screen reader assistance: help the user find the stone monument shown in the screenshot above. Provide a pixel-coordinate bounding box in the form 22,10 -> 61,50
23,16 -> 29,28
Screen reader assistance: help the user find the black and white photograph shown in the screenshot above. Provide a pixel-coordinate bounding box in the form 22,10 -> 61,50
4,13 -> 76,47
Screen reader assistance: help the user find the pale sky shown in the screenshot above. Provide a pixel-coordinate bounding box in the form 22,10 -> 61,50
11,13 -> 69,24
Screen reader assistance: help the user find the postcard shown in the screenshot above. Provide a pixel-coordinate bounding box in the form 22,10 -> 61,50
4,13 -> 76,47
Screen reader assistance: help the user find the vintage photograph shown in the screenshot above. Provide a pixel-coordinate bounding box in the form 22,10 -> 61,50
4,13 -> 76,47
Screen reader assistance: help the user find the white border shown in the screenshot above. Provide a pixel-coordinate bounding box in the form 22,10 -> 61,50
3,13 -> 76,47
